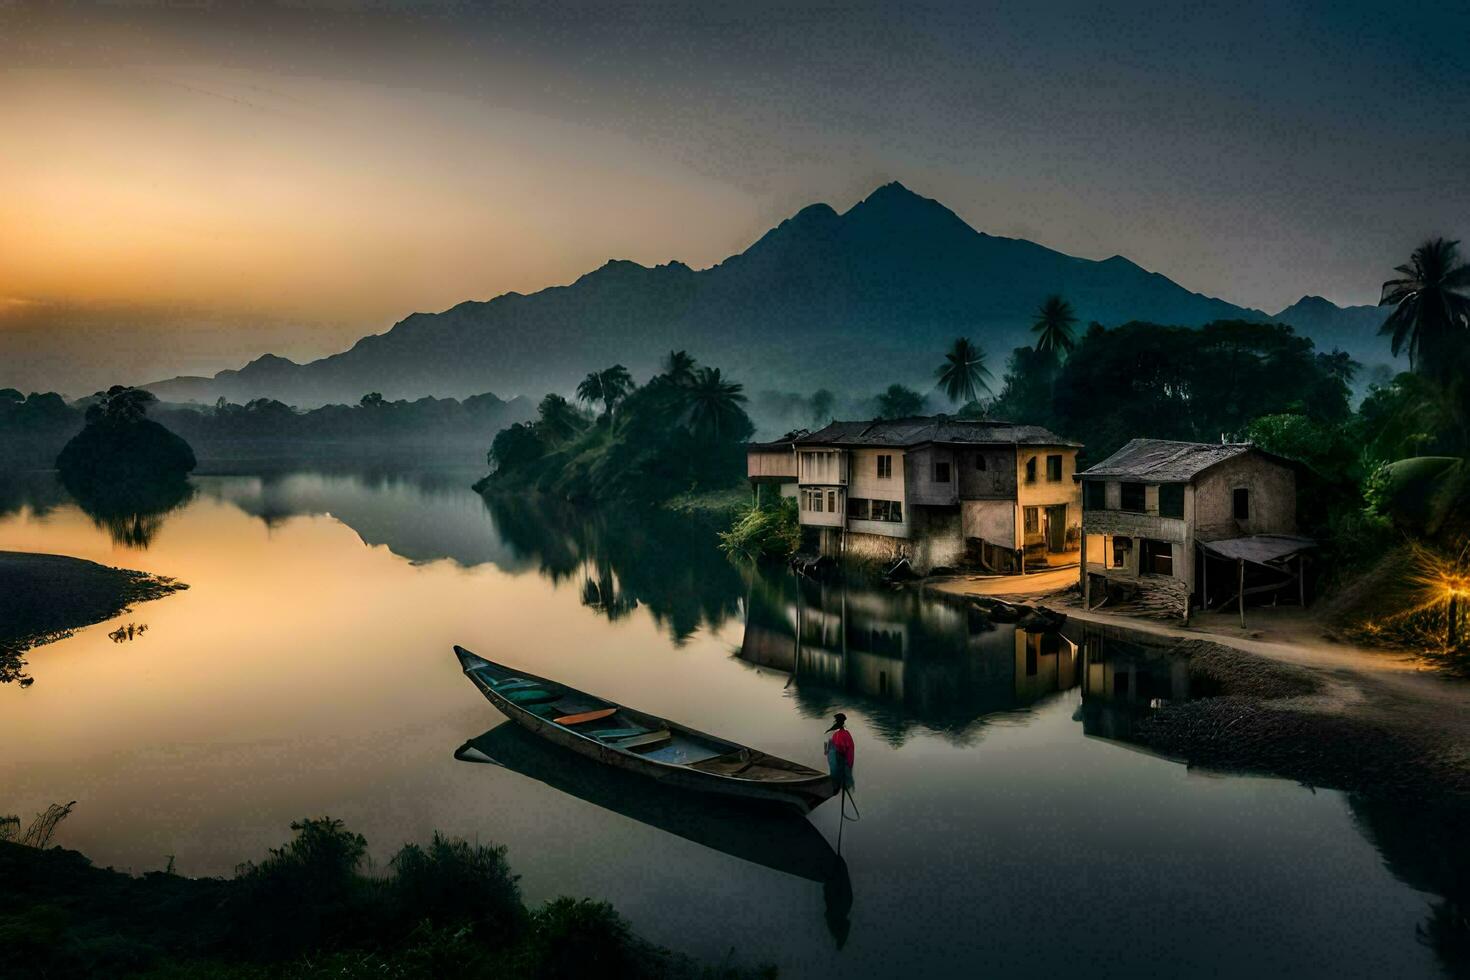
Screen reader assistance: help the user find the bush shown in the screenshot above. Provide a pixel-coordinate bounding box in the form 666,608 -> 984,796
387,834 -> 525,944
521,898 -> 638,980
228,818 -> 369,958
719,499 -> 800,562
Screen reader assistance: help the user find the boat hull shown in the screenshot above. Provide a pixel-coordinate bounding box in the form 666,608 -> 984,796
455,646 -> 836,814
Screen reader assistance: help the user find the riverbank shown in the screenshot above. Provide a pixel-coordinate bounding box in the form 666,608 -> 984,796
0,551 -> 187,684
926,572 -> 1470,803
0,815 -> 771,980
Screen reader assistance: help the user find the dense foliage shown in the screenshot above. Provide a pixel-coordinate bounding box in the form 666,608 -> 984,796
986,319 -> 1354,463
481,353 -> 754,503
0,815 -> 769,979
56,386 -> 196,487
719,498 -> 801,562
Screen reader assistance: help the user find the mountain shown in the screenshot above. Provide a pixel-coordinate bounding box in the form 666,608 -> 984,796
144,182 -> 1393,407
1269,295 -> 1397,371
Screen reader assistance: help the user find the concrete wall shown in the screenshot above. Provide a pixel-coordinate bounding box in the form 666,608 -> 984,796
957,446 -> 1018,499
848,447 -> 906,505
909,506 -> 966,570
962,498 -> 1015,548
905,446 -> 959,505
1193,454 -> 1297,540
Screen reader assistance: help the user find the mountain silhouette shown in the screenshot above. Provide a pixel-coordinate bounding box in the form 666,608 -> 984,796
144,182 -> 1394,406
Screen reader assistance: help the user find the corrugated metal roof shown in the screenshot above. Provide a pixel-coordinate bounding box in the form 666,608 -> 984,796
1079,438 -> 1263,481
1199,534 -> 1317,565
790,417 -> 1080,448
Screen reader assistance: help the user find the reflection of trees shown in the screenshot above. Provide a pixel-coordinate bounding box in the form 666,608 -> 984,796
0,470 -> 70,521
481,494 -> 744,644
1350,795 -> 1470,977
739,568 -> 1073,746
59,471 -> 194,549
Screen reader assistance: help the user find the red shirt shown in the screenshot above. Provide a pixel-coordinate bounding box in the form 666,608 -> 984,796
829,728 -> 855,767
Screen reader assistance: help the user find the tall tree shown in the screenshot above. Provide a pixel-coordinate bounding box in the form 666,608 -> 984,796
934,337 -> 993,405
661,350 -> 697,386
679,367 -> 749,441
809,388 -> 835,426
875,384 -> 924,420
576,365 -> 635,417
1032,294 -> 1079,359
1379,238 -> 1470,385
536,393 -> 587,443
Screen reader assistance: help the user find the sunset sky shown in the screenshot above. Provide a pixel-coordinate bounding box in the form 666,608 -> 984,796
3,1 -> 1467,393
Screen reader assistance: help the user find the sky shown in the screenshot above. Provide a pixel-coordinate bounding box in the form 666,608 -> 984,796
2,0 -> 1468,394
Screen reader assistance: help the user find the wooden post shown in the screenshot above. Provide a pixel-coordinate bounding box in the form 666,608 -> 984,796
1237,559 -> 1246,628
1201,550 -> 1208,608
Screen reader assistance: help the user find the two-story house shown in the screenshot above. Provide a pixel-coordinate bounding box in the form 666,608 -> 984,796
749,417 -> 1082,573
1077,439 -> 1314,620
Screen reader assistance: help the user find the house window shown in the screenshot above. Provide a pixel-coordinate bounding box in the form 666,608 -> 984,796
877,454 -> 892,479
827,490 -> 836,512
812,490 -> 823,513
1120,482 -> 1146,513
1140,538 -> 1174,576
847,497 -> 870,520
1046,454 -> 1063,482
1025,457 -> 1038,484
868,499 -> 903,523
934,461 -> 951,483
974,454 -> 987,471
1111,536 -> 1131,568
1024,506 -> 1039,534
1084,481 -> 1107,511
1159,484 -> 1185,519
1233,487 -> 1250,520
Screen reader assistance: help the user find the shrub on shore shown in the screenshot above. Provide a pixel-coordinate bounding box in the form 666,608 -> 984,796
719,499 -> 800,562
0,814 -> 772,980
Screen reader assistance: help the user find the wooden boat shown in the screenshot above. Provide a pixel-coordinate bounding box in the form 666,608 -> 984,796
454,646 -> 838,814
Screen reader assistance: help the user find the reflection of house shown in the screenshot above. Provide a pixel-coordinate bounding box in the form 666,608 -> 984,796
1078,439 -> 1313,621
748,417 -> 1082,574
739,571 -> 1078,741
1074,624 -> 1190,744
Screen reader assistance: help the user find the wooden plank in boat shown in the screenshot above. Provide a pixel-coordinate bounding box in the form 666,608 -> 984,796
589,728 -> 648,740
505,688 -> 559,704
554,707 -> 616,725
490,678 -> 541,692
614,729 -> 672,752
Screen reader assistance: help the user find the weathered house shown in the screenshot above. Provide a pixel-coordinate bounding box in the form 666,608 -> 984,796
1077,439 -> 1313,620
748,417 -> 1082,573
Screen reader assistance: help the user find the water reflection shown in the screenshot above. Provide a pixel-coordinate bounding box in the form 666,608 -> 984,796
456,722 -> 852,945
1071,624 -> 1192,746
739,571 -> 1078,746
59,472 -> 195,548
482,494 -> 744,644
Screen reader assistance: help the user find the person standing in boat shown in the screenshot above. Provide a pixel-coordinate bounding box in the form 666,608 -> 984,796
825,713 -> 855,792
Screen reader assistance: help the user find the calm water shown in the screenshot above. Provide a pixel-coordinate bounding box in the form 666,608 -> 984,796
0,466 -> 1453,977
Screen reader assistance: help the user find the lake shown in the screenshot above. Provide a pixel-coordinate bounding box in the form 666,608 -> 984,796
0,465 -> 1451,977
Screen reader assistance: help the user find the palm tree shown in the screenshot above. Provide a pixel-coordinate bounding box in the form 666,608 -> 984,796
576,365 -> 635,417
536,393 -> 587,443
662,350 -> 698,386
934,338 -> 993,405
1379,238 -> 1470,386
679,367 -> 748,440
1032,295 -> 1078,358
